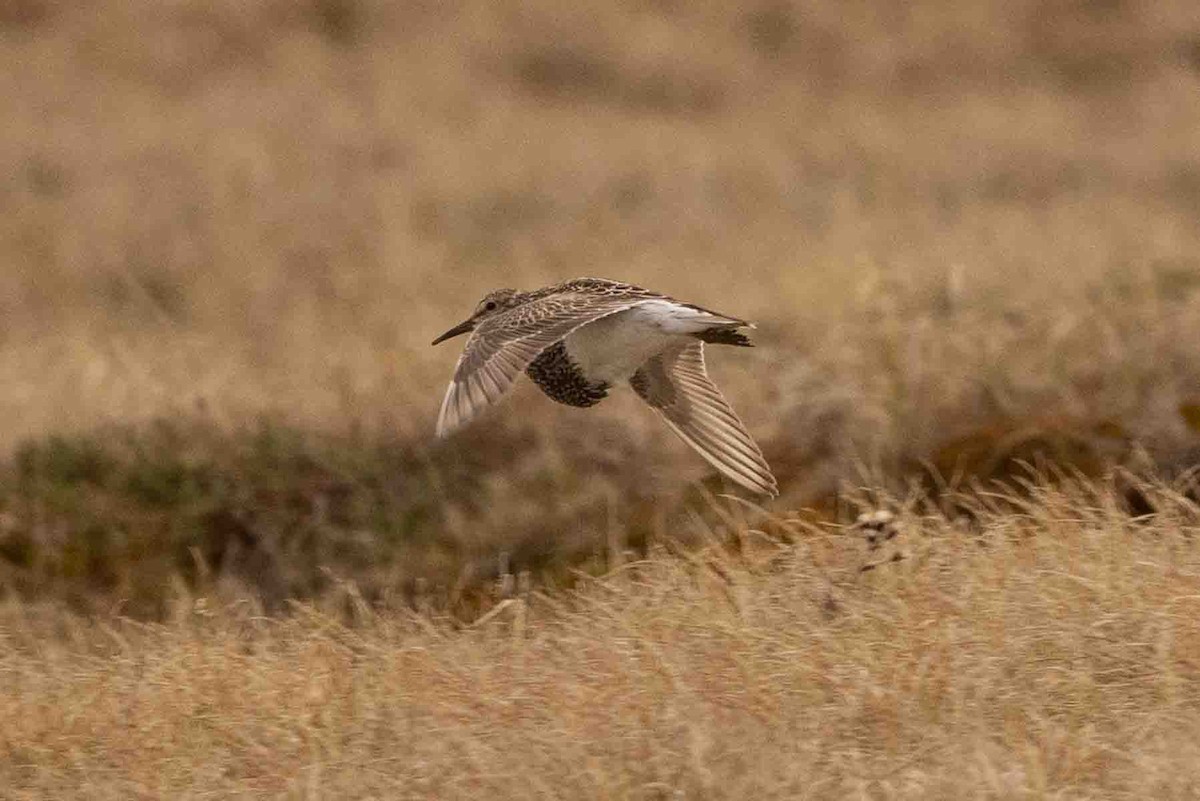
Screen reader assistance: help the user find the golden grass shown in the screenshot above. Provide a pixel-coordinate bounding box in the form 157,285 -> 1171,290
0,0 -> 1198,454
3,483 -> 1200,798
3,0 -> 1200,795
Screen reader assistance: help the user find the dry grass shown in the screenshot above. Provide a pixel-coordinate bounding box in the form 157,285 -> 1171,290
1,0 -> 1198,452
3,482 -> 1200,798
3,0 -> 1200,795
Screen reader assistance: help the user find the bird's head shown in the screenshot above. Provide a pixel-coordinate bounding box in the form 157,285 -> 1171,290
431,288 -> 521,345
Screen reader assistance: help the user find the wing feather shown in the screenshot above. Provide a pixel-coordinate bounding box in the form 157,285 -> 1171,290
631,342 -> 777,497
435,292 -> 653,436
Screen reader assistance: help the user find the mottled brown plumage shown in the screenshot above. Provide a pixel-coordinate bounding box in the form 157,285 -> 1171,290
431,278 -> 777,496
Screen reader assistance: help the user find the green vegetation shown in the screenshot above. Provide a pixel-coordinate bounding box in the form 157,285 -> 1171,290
0,417 -> 659,619
1,409 -> 1195,622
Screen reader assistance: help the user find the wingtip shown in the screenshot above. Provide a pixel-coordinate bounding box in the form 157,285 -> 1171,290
723,474 -> 778,499
435,415 -> 467,439
434,406 -> 461,439
745,474 -> 779,498
434,398 -> 455,439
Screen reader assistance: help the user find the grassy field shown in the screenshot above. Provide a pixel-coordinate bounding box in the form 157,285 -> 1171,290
2,0 -> 1200,796
4,482 -> 1200,798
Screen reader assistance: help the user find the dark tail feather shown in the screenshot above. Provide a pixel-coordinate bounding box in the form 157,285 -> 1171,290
694,327 -> 752,347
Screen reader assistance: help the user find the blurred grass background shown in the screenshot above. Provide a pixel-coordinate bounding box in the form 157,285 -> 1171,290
1,0 -> 1199,616
4,1 -> 1200,796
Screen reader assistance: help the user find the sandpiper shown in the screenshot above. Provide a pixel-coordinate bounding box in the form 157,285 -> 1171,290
431,278 -> 778,496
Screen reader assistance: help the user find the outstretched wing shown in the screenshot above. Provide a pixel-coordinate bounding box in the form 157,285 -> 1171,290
630,342 -> 778,497
436,292 -> 651,437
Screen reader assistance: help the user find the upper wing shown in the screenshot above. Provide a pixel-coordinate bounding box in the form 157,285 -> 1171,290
436,292 -> 650,437
630,342 -> 778,497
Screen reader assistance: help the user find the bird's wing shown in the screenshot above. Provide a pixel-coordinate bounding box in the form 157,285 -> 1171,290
436,292 -> 652,437
630,341 -> 778,497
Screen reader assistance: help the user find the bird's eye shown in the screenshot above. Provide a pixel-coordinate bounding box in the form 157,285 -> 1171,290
484,301 -> 497,311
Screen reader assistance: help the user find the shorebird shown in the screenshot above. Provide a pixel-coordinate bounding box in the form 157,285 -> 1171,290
431,278 -> 778,496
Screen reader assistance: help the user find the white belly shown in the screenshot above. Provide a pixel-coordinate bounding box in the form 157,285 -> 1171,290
563,301 -> 729,384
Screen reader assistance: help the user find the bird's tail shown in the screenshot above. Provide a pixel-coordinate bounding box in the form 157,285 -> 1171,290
693,327 -> 752,347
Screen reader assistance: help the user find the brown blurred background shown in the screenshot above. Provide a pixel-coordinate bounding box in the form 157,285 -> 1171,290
1,0 -> 1199,614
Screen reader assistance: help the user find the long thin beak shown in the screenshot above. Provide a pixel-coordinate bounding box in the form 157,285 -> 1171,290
431,318 -> 475,345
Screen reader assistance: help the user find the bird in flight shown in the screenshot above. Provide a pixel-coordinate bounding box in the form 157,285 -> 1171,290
431,278 -> 778,496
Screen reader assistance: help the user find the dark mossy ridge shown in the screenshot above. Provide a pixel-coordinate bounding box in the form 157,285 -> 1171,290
0,409 -> 1197,621
0,416 -> 684,620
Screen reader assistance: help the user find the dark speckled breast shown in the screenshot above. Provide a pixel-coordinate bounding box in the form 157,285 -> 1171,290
525,341 -> 610,407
